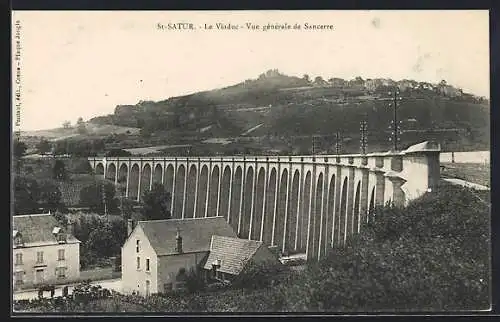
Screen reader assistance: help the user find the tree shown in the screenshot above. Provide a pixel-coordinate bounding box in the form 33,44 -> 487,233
71,159 -> 93,174
76,117 -> 87,135
314,76 -> 325,86
79,181 -> 119,215
36,139 -> 52,154
302,74 -> 310,83
14,176 -> 40,214
38,180 -> 64,212
140,183 -> 172,220
13,139 -> 27,159
53,160 -> 68,181
106,149 -> 132,157
62,121 -> 72,129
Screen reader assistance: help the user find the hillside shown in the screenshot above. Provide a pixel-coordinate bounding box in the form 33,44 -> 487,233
20,124 -> 141,141
26,70 -> 490,155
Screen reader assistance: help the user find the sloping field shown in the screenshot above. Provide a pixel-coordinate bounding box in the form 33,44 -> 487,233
20,123 -> 140,141
441,162 -> 490,188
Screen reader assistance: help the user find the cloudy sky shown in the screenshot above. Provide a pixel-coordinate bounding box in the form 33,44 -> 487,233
12,10 -> 489,131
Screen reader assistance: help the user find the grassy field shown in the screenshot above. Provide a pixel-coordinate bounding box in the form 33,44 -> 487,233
441,162 -> 490,187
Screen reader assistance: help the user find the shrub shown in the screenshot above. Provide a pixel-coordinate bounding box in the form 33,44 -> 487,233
232,259 -> 289,290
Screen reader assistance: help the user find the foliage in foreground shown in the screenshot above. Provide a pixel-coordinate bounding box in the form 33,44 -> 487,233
14,184 -> 490,312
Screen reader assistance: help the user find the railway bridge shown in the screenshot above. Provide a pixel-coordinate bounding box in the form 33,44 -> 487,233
88,141 -> 440,261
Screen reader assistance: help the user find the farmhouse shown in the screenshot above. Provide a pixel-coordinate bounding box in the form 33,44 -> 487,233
12,214 -> 81,290
121,216 -> 279,296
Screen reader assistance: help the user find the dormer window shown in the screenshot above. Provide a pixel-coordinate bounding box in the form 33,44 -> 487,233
13,231 -> 23,247
53,227 -> 66,243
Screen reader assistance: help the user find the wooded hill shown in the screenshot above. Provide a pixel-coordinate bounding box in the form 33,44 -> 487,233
69,70 -> 491,154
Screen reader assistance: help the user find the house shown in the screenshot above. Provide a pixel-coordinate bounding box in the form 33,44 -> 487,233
398,79 -> 419,92
328,77 -> 347,88
203,235 -> 279,282
438,84 -> 463,97
365,78 -> 383,91
121,216 -> 237,296
12,214 -> 81,290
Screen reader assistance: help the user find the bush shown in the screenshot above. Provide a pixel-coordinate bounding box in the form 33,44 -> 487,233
232,259 -> 289,290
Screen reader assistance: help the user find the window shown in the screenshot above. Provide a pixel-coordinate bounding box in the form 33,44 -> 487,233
58,249 -> 65,261
14,271 -> 24,286
146,258 -> 150,272
36,251 -> 44,264
136,240 -> 140,253
15,253 -> 23,265
136,257 -> 140,270
57,233 -> 66,243
55,267 -> 66,279
14,235 -> 23,247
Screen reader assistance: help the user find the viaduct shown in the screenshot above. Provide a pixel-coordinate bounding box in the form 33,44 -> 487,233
88,141 -> 441,261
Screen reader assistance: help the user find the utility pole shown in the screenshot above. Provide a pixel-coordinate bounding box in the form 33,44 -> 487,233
388,88 -> 403,151
102,159 -> 108,216
335,131 -> 342,155
360,119 -> 368,154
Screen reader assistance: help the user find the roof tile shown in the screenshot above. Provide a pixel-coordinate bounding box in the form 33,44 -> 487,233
203,235 -> 264,275
138,217 -> 236,256
13,214 -> 80,246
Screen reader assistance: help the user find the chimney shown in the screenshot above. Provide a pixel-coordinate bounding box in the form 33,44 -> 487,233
175,228 -> 183,253
66,221 -> 73,238
127,219 -> 134,236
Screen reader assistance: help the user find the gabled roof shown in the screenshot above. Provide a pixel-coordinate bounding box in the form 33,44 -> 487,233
203,235 -> 265,276
12,214 -> 80,247
137,217 -> 236,256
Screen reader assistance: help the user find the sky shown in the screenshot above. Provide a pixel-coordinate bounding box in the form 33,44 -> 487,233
11,10 -> 489,131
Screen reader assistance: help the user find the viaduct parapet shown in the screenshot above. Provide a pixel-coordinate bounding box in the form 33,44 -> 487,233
89,141 -> 440,261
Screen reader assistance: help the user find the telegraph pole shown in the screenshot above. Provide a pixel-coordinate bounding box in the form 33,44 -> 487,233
388,88 -> 403,151
311,135 -> 317,155
360,120 -> 368,154
102,159 -> 108,216
335,131 -> 342,155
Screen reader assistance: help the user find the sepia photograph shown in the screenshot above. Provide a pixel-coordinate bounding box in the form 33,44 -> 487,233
11,10 -> 491,314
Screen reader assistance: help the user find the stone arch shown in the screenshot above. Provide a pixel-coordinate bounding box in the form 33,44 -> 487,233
196,165 -> 209,218
263,167 -> 277,245
185,164 -> 198,218
353,181 -> 361,234
153,164 -> 162,185
106,163 -> 116,182
117,163 -> 128,197
220,166 -> 231,222
368,186 -> 375,223
241,166 -> 254,239
338,177 -> 348,246
251,167 -> 265,240
164,164 -> 175,196
129,163 -> 140,200
95,163 -> 104,176
299,171 -> 312,252
140,163 -> 152,200
173,165 -> 185,218
312,173 -> 324,258
229,166 -> 243,231
327,174 -> 336,249
207,166 -> 220,217
275,169 -> 288,248
286,170 -> 300,252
